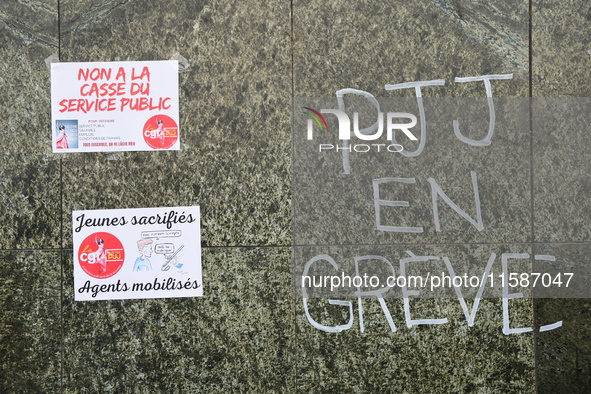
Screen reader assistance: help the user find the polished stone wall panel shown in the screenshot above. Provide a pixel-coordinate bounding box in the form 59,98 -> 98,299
62,247 -> 295,392
293,97 -> 532,245
532,243 -> 591,393
532,2 -> 591,390
295,324 -> 535,392
532,0 -> 591,97
293,0 -> 529,98
0,1 -> 60,249
293,0 -> 535,391
0,251 -> 61,392
533,98 -> 591,243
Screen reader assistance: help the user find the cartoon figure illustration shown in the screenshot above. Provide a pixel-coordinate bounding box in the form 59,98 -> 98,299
161,245 -> 184,271
56,124 -> 69,149
86,237 -> 107,273
133,238 -> 153,271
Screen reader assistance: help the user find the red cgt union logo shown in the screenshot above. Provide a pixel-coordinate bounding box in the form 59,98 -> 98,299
78,232 -> 125,279
143,114 -> 178,149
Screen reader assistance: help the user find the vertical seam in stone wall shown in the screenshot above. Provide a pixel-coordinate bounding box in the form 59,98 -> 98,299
57,0 -> 63,391
529,0 -> 533,99
529,0 -> 539,392
59,248 -> 64,392
290,0 -> 294,99
290,0 -> 298,388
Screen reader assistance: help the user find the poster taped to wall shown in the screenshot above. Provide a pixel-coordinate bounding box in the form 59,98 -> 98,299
72,206 -> 202,301
51,60 -> 180,152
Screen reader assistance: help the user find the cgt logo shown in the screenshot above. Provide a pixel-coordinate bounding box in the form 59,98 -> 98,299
78,232 -> 125,279
302,107 -> 418,142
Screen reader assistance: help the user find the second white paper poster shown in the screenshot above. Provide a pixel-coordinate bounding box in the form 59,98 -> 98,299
72,206 -> 202,301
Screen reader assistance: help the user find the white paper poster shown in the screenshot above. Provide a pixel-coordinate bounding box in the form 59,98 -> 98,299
51,60 -> 180,152
72,206 -> 202,301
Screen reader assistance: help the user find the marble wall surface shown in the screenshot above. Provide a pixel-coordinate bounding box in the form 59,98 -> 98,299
1,0 -> 590,392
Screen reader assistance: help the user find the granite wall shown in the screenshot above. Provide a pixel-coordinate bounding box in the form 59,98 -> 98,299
1,0 -> 590,392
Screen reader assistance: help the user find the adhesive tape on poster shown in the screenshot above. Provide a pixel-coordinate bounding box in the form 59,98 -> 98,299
169,52 -> 189,73
45,53 -> 60,70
